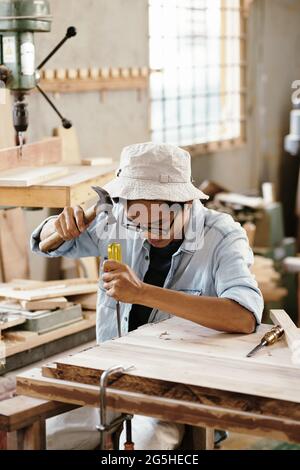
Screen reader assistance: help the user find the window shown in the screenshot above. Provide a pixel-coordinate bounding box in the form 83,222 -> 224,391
149,0 -> 246,153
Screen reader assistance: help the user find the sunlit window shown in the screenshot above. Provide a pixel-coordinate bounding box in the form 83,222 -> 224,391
149,0 -> 245,149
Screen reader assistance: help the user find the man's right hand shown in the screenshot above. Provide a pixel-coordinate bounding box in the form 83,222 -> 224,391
40,206 -> 89,243
54,206 -> 88,240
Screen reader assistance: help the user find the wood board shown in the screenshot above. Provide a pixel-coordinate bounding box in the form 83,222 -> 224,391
15,367 -> 300,444
68,293 -> 97,311
0,281 -> 98,301
0,164 -> 115,208
20,297 -> 69,311
0,209 -> 30,282
0,138 -> 62,172
0,166 -> 69,187
3,312 -> 96,358
40,317 -> 300,404
53,127 -> 81,165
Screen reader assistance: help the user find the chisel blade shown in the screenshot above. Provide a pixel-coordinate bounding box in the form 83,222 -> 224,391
247,340 -> 267,358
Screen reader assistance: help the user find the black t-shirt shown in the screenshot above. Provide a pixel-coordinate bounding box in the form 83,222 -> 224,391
128,239 -> 183,332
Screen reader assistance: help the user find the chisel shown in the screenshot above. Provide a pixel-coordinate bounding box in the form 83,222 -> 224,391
246,325 -> 284,358
107,242 -> 135,450
107,243 -> 122,338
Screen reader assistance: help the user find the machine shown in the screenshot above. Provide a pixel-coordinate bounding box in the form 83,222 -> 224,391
0,0 -> 76,151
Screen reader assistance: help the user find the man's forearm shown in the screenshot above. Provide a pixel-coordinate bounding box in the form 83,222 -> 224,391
138,284 -> 256,334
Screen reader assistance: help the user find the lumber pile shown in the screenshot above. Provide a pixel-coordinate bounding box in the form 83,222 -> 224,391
0,278 -> 97,342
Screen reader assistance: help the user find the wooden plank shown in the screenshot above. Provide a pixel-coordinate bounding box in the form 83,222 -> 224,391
47,318 -> 300,404
0,395 -> 77,432
0,209 -> 30,282
53,127 -> 81,165
68,293 -> 97,311
0,138 -> 62,172
270,310 -> 300,366
82,158 -> 114,166
0,164 -> 115,208
4,314 -> 96,357
0,90 -> 15,152
0,315 -> 25,331
20,297 -> 69,311
0,166 -> 69,187
16,368 -> 300,444
0,281 -> 98,301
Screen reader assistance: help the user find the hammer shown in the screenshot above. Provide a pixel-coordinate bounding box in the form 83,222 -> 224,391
39,187 -> 116,253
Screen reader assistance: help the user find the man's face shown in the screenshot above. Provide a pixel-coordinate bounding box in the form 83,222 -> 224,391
125,199 -> 192,248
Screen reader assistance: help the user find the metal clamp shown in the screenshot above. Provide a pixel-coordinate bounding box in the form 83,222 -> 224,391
96,365 -> 134,450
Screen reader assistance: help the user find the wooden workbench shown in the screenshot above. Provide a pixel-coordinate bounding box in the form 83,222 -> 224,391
0,165 -> 116,209
15,316 -> 300,448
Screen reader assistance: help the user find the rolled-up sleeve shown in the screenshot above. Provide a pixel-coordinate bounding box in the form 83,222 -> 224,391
212,228 -> 264,324
31,216 -> 102,259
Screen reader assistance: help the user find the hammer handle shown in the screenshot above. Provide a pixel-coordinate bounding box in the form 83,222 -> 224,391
39,205 -> 97,253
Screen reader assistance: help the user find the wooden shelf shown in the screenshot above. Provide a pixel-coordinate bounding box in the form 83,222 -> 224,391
37,67 -> 150,94
0,164 -> 116,209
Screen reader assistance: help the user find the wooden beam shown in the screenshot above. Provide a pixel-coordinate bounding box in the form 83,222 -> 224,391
0,395 -> 77,432
4,314 -> 96,358
0,137 -> 62,172
16,369 -> 300,444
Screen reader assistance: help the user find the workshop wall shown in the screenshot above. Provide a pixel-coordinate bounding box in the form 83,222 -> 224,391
29,0 -> 150,159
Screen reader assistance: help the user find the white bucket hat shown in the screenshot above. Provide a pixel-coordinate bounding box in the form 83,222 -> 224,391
104,142 -> 209,202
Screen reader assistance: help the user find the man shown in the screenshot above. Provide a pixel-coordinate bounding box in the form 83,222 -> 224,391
32,142 -> 263,450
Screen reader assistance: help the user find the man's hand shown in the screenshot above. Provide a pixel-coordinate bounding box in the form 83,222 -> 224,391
54,206 -> 88,240
40,206 -> 89,243
102,261 -> 144,304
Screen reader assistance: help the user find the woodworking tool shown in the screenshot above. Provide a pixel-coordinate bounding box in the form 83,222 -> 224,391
107,243 -> 122,338
106,245 -> 135,450
0,0 -> 75,152
39,186 -> 116,253
97,365 -> 134,450
246,325 -> 284,358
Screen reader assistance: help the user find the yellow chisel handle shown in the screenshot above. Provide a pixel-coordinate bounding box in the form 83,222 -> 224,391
108,243 -> 122,263
107,243 -> 122,338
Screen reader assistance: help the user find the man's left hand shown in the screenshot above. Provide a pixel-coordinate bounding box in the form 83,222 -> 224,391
102,260 -> 144,303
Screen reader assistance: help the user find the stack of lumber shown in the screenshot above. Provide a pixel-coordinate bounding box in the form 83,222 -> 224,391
251,256 -> 287,303
0,278 -> 98,342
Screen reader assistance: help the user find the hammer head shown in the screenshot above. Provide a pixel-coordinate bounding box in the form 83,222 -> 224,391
92,186 -> 117,224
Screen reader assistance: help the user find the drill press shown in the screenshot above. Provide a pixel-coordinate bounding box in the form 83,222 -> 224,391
0,0 -> 76,153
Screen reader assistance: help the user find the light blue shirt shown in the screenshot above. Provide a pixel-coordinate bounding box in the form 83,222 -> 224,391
31,201 -> 263,343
